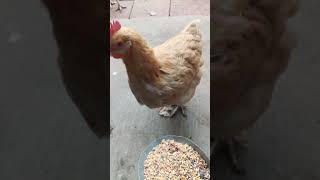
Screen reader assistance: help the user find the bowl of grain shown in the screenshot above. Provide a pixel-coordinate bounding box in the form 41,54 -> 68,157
138,135 -> 210,180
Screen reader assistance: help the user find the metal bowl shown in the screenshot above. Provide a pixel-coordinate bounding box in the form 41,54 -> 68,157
137,135 -> 210,179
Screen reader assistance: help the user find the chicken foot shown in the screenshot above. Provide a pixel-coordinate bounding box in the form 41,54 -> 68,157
159,105 -> 186,117
211,138 -> 247,175
110,0 -> 126,12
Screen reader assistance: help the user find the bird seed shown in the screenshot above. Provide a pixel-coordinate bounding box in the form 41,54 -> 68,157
144,139 -> 210,180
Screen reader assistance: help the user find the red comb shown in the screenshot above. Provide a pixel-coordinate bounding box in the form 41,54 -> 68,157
110,20 -> 121,38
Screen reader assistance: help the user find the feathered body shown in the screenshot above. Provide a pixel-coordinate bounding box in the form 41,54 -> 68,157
211,0 -> 300,173
111,20 -> 203,110
212,0 -> 299,140
42,0 -> 108,138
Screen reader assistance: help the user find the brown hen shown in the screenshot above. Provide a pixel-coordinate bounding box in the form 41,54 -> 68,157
110,20 -> 204,117
211,0 -> 300,174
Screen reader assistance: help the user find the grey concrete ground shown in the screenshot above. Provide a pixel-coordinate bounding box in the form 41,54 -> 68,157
214,1 -> 320,179
0,0 -> 107,180
110,16 -> 210,179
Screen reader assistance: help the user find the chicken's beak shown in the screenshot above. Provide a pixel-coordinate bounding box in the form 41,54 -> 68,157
111,53 -> 124,59
110,46 -> 124,59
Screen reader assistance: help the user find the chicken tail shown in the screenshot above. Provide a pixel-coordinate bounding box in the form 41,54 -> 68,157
254,0 -> 300,19
183,19 -> 202,36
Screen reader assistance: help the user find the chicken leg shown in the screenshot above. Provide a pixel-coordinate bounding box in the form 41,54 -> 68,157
110,0 -> 126,12
159,105 -> 187,117
211,138 -> 247,175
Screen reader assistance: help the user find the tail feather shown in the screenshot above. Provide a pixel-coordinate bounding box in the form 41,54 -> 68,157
212,0 -> 300,19
183,19 -> 201,36
257,0 -> 300,18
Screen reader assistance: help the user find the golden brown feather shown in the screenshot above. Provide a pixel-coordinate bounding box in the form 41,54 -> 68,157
211,0 -> 300,173
110,20 -> 203,116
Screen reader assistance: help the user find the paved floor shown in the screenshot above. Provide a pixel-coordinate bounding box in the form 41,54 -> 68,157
110,16 -> 210,179
110,0 -> 210,19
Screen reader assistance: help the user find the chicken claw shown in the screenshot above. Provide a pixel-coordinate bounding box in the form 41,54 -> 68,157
180,106 -> 187,117
116,4 -> 127,12
159,105 -> 179,117
110,0 -> 126,12
110,0 -> 116,8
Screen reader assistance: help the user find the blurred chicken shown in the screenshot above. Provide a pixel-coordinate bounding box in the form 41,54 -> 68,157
211,0 -> 300,173
110,20 -> 203,117
41,0 -> 108,138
